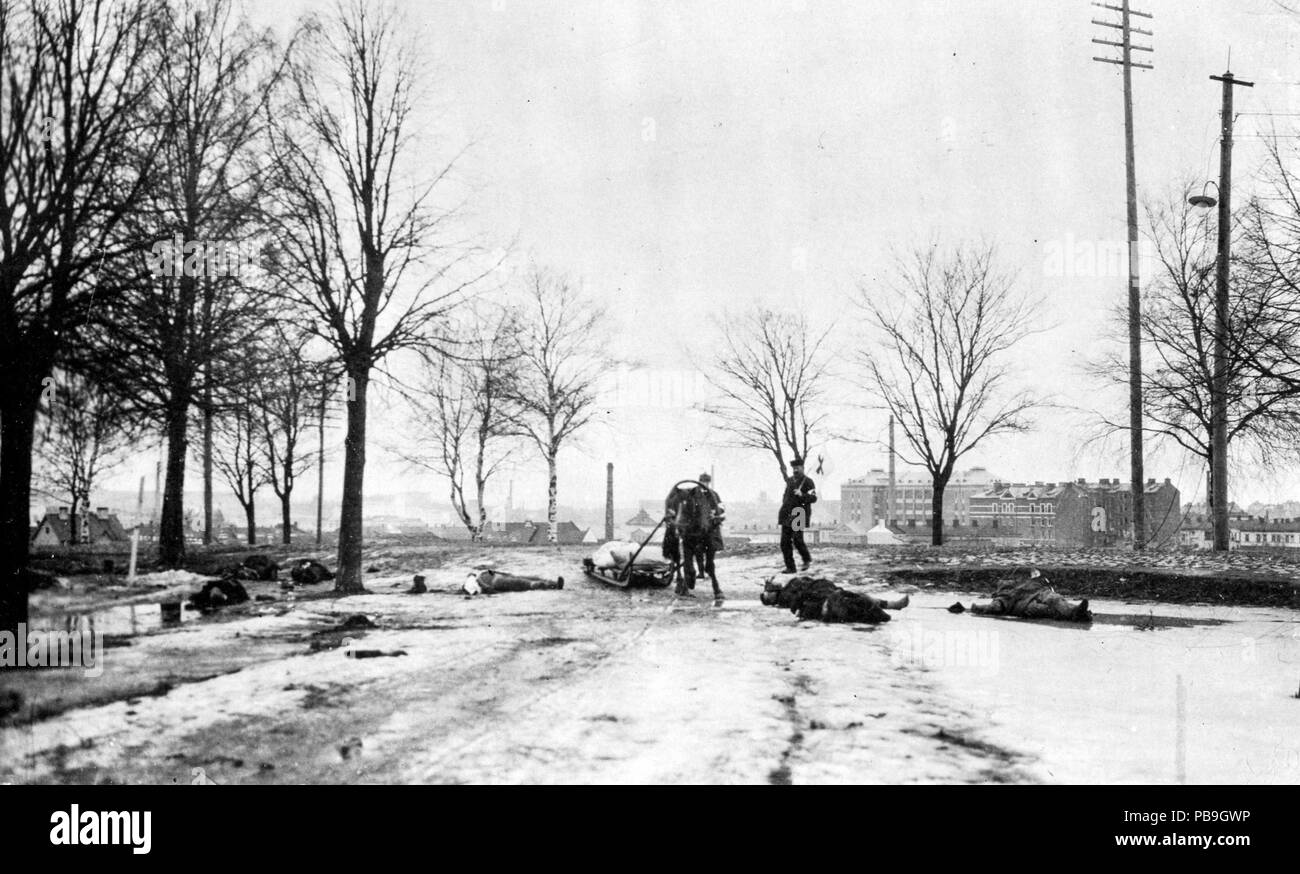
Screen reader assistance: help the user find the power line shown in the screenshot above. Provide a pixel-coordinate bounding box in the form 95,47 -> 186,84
1092,0 -> 1153,550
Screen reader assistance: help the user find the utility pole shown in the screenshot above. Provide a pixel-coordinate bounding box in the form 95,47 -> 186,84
316,381 -> 326,547
1209,68 -> 1253,551
1093,0 -> 1153,549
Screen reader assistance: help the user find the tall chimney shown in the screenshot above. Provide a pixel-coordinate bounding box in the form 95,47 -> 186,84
887,415 -> 896,527
605,463 -> 614,542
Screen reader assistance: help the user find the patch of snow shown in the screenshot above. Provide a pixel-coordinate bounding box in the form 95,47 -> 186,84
128,569 -> 215,587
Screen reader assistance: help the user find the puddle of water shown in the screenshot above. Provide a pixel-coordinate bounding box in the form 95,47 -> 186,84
896,592 -> 1300,783
28,601 -> 198,638
1094,613 -> 1229,630
969,611 -> 1229,631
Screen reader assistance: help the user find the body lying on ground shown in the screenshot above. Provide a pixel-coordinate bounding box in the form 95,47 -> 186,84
957,573 -> 1091,623
225,554 -> 279,581
461,569 -> 564,595
189,577 -> 249,611
761,576 -> 909,624
584,541 -> 673,586
289,559 -> 334,585
590,540 -> 659,571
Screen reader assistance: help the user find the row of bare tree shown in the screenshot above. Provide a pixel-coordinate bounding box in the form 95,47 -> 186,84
11,2 -> 1300,642
701,245 -> 1040,548
0,0 -> 611,633
706,147 -> 1300,548
398,271 -> 610,543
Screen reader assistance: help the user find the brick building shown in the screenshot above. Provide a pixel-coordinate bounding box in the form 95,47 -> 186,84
966,481 -> 1065,543
968,478 -> 1181,547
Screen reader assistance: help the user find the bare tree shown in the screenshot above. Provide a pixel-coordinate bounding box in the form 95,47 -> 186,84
400,310 -> 519,540
855,242 -> 1040,545
1236,133 -> 1300,405
0,0 -> 160,630
34,371 -> 137,544
257,328 -> 326,545
212,359 -> 270,545
507,268 -> 609,544
114,0 -> 284,566
699,308 -> 834,480
1087,183 -> 1300,489
264,0 -> 485,589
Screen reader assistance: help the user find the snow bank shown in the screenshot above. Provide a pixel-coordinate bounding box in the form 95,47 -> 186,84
128,569 -> 215,587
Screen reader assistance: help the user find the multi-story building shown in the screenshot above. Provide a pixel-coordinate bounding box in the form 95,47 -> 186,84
840,467 -> 995,527
968,477 -> 1181,547
1181,515 -> 1300,550
966,481 -> 1065,543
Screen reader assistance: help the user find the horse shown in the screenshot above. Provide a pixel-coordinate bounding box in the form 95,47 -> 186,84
664,480 -> 722,600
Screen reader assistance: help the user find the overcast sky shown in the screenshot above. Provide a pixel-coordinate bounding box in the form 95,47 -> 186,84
98,0 -> 1300,517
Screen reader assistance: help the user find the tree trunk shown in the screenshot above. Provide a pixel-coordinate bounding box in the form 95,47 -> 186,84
930,475 -> 949,547
547,453 -> 558,544
0,370 -> 44,634
281,446 -> 294,545
69,502 -> 80,547
475,457 -> 487,543
201,274 -> 214,546
245,500 -> 256,546
335,366 -> 368,592
158,400 -> 190,567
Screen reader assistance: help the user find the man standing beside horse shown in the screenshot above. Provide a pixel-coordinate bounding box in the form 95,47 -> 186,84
664,474 -> 725,600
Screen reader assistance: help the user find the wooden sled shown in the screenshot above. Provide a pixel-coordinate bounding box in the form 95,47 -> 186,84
582,516 -> 678,588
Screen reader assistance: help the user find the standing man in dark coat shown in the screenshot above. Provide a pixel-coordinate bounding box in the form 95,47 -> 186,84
779,457 -> 818,573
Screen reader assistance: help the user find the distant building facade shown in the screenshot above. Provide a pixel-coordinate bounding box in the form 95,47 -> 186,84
968,477 -> 1181,547
840,467 -> 995,527
482,520 -> 589,545
1180,515 -> 1300,550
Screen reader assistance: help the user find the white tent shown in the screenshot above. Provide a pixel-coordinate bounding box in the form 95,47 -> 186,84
866,520 -> 904,545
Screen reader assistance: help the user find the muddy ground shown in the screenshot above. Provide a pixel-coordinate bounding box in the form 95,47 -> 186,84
2,544 -> 1297,784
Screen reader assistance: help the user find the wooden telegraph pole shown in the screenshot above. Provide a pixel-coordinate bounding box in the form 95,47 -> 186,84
1092,1 -> 1152,548
1209,69 -> 1253,551
316,381 -> 326,547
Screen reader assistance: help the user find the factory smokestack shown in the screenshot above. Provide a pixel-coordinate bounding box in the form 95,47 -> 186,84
605,463 -> 615,542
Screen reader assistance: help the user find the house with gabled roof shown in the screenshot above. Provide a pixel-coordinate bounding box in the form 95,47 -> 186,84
31,506 -> 129,547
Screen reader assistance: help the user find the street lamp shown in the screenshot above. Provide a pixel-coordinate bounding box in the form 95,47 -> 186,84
1188,181 -> 1219,210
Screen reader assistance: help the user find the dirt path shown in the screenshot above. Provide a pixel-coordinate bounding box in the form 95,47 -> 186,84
1,550 -> 1032,784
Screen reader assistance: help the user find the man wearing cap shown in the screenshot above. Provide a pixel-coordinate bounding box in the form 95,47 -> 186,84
778,457 -> 817,573
698,472 -> 725,551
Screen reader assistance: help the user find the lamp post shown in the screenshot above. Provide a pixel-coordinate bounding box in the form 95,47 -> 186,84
1190,67 -> 1251,553
1188,181 -> 1223,543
